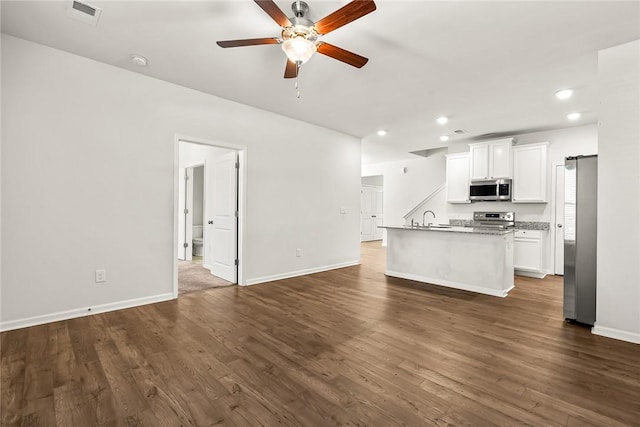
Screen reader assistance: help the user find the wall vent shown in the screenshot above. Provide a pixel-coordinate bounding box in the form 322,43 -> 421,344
66,0 -> 102,26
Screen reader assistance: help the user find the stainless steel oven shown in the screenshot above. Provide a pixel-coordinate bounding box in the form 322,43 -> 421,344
473,211 -> 515,229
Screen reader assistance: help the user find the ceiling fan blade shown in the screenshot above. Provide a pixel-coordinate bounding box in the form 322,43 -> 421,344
317,43 -> 368,68
314,0 -> 376,35
284,59 -> 299,79
216,37 -> 280,48
254,0 -> 292,28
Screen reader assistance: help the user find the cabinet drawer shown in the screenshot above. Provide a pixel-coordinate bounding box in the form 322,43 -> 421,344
515,230 -> 542,239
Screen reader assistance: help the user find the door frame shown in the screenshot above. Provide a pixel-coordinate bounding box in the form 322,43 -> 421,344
360,184 -> 383,242
173,134 -> 247,297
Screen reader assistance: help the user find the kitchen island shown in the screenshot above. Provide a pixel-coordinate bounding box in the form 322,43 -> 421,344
381,225 -> 514,297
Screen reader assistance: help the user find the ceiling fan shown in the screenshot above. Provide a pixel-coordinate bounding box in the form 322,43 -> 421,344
216,0 -> 376,78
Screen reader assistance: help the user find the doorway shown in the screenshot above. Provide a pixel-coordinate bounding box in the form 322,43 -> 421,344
174,137 -> 246,296
178,164 -> 204,262
361,175 -> 384,242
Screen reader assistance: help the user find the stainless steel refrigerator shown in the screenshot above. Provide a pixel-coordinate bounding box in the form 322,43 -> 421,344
563,155 -> 597,325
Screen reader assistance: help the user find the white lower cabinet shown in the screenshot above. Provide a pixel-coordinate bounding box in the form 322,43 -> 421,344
514,230 -> 547,278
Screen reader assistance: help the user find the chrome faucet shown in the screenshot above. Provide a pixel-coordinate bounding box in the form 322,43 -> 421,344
422,210 -> 436,226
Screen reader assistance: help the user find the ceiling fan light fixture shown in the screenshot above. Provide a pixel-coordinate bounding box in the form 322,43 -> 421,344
282,36 -> 317,64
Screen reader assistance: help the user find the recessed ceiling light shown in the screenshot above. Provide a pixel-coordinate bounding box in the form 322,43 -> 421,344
377,129 -> 387,136
555,89 -> 574,100
130,54 -> 148,67
440,135 -> 450,142
436,116 -> 448,125
567,112 -> 581,121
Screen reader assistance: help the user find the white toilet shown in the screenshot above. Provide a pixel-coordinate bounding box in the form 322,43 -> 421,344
192,225 -> 204,257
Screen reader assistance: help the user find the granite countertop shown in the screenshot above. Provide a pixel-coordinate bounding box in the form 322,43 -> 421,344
380,225 -> 514,236
514,221 -> 550,230
449,219 -> 550,231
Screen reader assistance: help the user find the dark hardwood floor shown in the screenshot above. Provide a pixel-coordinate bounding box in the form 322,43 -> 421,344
2,241 -> 639,426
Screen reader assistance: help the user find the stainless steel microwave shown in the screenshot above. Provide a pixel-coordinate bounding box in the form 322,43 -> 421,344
469,179 -> 512,201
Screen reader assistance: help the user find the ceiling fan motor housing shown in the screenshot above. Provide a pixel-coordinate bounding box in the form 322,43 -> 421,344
291,1 -> 309,18
282,2 -> 316,42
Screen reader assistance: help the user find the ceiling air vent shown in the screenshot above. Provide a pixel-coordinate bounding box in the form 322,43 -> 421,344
66,0 -> 102,26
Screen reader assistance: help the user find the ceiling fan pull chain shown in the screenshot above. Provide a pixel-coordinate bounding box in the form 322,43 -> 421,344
295,63 -> 301,99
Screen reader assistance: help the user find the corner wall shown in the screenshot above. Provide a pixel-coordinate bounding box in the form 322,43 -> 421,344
362,152 -> 447,244
593,39 -> 640,344
0,35 -> 362,330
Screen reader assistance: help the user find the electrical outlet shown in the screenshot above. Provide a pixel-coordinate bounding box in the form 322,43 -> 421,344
296,248 -> 302,257
95,269 -> 106,283
340,208 -> 347,214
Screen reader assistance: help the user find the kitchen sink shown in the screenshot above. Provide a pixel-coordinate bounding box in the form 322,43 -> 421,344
428,224 -> 453,229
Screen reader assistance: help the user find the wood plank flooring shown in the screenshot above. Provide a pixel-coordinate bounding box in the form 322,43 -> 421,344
2,241 -> 639,426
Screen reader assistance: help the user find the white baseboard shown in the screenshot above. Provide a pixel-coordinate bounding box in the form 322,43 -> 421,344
386,270 -> 514,298
0,293 -> 175,332
243,260 -> 360,286
515,270 -> 547,279
592,324 -> 640,345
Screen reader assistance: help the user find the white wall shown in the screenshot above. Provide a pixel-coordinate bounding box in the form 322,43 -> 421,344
361,175 -> 383,186
593,40 -> 640,344
1,35 -> 361,330
192,166 -> 204,226
362,152 -> 447,244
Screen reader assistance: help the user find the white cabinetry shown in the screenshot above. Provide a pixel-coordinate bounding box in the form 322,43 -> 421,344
514,229 -> 546,278
512,143 -> 548,203
469,138 -> 513,180
446,153 -> 470,203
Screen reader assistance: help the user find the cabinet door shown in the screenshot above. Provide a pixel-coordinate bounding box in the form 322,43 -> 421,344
514,230 -> 544,272
512,143 -> 548,203
469,144 -> 489,180
514,238 -> 543,271
489,140 -> 512,179
446,153 -> 470,203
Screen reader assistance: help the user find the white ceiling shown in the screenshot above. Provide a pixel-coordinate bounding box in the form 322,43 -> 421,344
2,1 -> 639,164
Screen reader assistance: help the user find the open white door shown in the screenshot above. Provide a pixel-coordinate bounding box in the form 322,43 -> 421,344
177,167 -> 194,260
209,151 -> 238,282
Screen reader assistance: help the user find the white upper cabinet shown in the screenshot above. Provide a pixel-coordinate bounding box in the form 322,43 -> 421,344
469,144 -> 489,181
469,138 -> 513,180
446,153 -> 470,203
512,142 -> 548,203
